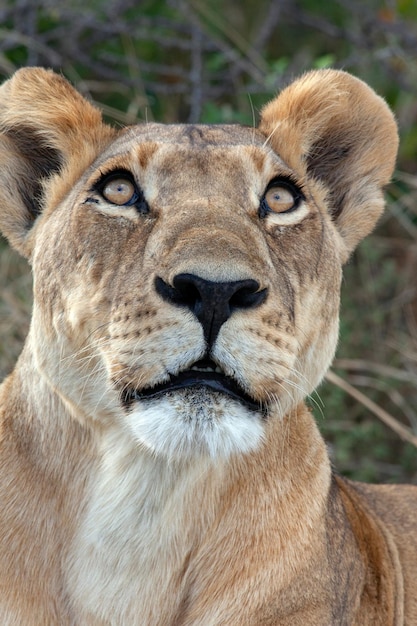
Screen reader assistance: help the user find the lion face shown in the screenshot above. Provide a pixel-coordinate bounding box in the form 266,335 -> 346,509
0,69 -> 398,461
32,124 -> 342,460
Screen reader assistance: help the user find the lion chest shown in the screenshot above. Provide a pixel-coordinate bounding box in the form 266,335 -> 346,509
65,439 -> 217,624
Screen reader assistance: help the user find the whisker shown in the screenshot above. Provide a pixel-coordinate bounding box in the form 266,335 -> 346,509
262,121 -> 281,149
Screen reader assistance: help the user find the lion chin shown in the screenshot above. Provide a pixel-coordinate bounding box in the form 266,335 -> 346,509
121,358 -> 266,460
127,388 -> 265,461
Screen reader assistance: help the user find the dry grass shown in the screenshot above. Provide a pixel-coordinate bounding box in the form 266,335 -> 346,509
0,243 -> 32,379
316,175 -> 417,482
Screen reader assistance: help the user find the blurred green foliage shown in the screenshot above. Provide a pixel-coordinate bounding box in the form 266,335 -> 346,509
0,0 -> 416,482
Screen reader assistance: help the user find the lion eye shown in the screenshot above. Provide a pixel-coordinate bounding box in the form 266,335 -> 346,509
264,185 -> 296,213
259,178 -> 304,219
102,178 -> 137,205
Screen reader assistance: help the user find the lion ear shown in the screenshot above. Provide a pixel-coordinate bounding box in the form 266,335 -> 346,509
258,69 -> 398,257
0,67 -> 115,258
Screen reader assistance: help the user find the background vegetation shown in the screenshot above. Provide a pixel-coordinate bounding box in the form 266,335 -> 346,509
0,0 -> 416,482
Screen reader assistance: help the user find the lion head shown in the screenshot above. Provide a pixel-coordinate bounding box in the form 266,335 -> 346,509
0,68 -> 397,461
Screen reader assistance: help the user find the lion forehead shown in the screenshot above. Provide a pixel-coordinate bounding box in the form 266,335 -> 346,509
120,122 -> 267,147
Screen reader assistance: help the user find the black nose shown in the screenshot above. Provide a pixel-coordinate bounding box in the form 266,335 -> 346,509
155,273 -> 268,346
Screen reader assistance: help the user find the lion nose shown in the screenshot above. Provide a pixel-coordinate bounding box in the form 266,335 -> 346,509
155,273 -> 268,347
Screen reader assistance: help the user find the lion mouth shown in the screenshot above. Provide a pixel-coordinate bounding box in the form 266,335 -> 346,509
123,359 -> 262,412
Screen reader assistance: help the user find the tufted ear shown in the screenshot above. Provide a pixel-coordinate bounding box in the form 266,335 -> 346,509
0,67 -> 115,258
258,69 -> 398,258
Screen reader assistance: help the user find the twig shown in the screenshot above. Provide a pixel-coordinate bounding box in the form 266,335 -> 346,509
332,358 -> 416,383
325,369 -> 417,448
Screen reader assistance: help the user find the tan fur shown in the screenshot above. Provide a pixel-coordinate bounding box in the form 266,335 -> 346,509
0,67 -> 415,625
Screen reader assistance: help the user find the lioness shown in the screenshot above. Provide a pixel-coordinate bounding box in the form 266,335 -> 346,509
0,66 -> 415,625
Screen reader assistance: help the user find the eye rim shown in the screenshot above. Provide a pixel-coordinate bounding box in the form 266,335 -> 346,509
93,169 -> 149,214
259,177 -> 304,218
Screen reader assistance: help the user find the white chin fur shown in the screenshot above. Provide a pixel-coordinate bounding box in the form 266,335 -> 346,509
126,388 -> 265,462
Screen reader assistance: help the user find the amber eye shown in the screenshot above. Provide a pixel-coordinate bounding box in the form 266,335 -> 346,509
264,185 -> 296,213
259,179 -> 303,218
102,178 -> 137,205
